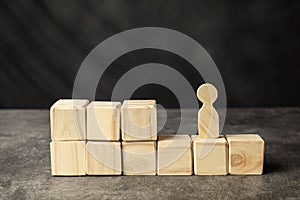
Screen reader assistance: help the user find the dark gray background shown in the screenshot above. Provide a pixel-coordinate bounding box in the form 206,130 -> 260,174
0,0 -> 299,108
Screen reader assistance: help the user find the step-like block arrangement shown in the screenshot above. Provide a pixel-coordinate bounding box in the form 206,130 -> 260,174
192,136 -> 228,175
226,134 -> 264,175
49,99 -> 265,176
157,135 -> 192,175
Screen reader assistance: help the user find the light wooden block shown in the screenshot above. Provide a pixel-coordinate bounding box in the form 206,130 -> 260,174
50,141 -> 86,176
122,141 -> 156,175
87,101 -> 121,141
121,100 -> 157,141
192,135 -> 228,175
121,100 -> 157,140
157,135 -> 192,175
86,141 -> 122,175
226,134 -> 264,175
50,99 -> 89,141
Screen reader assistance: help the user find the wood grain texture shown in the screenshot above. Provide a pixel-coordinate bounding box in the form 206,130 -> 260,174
197,84 -> 219,138
50,99 -> 89,141
121,100 -> 157,141
50,141 -> 86,176
192,135 -> 228,175
226,134 -> 264,175
86,141 -> 121,175
122,141 -> 156,175
157,135 -> 192,175
87,101 -> 121,141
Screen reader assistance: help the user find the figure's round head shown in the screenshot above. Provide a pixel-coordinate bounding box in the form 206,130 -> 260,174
197,83 -> 218,104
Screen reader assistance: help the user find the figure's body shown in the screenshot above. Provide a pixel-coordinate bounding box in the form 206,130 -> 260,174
197,83 -> 219,138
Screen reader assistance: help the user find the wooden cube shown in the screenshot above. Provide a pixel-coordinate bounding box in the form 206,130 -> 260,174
50,141 -> 86,176
157,135 -> 192,175
121,100 -> 157,141
86,141 -> 122,175
87,101 -> 121,141
226,134 -> 264,175
122,141 -> 156,175
50,99 -> 89,141
192,135 -> 228,175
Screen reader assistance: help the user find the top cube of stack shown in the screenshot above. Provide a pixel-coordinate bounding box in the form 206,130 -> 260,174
50,99 -> 89,141
87,101 -> 121,141
121,100 -> 157,141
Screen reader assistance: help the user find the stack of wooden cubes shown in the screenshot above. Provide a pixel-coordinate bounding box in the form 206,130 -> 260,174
121,100 -> 157,175
50,99 -> 89,176
50,99 -> 264,176
86,101 -> 122,175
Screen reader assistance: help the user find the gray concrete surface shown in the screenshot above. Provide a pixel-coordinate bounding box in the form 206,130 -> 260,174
0,108 -> 299,199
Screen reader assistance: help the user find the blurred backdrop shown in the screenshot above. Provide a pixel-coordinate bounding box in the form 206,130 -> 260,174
0,0 -> 299,108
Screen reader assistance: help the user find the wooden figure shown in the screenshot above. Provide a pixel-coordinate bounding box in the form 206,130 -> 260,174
121,100 -> 157,141
157,135 -> 192,175
197,83 -> 219,138
226,134 -> 264,175
87,101 -> 121,141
